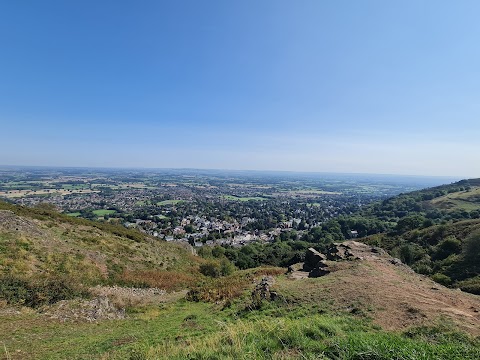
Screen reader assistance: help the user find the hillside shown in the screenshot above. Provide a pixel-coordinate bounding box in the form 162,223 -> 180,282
1,196 -> 480,359
0,200 -> 200,294
281,178 -> 479,294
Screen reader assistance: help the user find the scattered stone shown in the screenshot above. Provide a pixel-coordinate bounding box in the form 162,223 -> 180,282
41,296 -> 126,322
91,285 -> 166,298
390,258 -> 403,266
251,276 -> 276,303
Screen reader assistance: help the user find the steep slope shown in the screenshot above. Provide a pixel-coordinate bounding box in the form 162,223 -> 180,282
0,200 -> 200,290
0,201 -> 479,359
282,241 -> 480,336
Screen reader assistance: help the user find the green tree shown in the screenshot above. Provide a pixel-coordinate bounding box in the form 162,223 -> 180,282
463,231 -> 480,273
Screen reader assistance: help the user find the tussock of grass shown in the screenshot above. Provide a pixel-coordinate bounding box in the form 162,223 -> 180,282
251,267 -> 286,277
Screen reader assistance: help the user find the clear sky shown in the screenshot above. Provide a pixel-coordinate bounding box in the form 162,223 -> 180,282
1,1 -> 479,177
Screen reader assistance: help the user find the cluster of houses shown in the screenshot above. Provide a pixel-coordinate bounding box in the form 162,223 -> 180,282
127,214 -> 302,248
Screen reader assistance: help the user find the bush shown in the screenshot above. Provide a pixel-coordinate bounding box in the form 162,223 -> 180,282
462,231 -> 480,273
199,259 -> 235,278
199,261 -> 222,278
431,273 -> 452,286
457,276 -> 480,295
0,275 -> 88,308
433,236 -> 462,261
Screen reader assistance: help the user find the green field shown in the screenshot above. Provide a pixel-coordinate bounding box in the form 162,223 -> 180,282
222,195 -> 267,201
156,200 -> 184,206
92,209 -> 116,216
66,212 -> 81,217
291,189 -> 342,195
61,184 -> 90,190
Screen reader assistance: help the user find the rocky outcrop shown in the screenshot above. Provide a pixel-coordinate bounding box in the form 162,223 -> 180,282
289,242 -> 386,279
324,243 -> 355,261
287,262 -> 305,273
304,248 -> 327,271
304,248 -> 330,278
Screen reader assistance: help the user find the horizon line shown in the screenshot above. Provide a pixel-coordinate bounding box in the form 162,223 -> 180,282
0,164 -> 467,180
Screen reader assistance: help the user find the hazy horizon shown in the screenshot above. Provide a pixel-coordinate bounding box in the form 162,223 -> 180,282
0,164 -> 465,181
1,1 -> 480,177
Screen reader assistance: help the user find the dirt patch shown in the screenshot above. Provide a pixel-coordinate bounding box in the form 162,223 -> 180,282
0,210 -> 47,237
282,241 -> 480,335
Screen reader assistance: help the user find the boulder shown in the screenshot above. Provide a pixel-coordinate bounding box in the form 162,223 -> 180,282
325,243 -> 354,260
308,267 -> 330,278
304,248 -> 327,271
287,262 -> 305,273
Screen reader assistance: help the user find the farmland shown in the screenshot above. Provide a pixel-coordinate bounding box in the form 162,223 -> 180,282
0,166 -> 458,248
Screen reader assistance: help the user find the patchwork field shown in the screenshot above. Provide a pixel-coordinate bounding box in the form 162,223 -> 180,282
0,189 -> 99,198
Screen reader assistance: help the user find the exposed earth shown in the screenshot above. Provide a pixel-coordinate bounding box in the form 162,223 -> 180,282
284,241 -> 480,335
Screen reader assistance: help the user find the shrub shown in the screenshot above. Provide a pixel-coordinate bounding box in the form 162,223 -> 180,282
433,236 -> 462,261
116,270 -> 195,292
199,259 -> 235,278
199,261 -> 222,278
457,276 -> 480,295
431,273 -> 452,286
0,275 -> 88,308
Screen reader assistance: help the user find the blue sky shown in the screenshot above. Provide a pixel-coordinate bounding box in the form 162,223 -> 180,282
1,0 -> 479,177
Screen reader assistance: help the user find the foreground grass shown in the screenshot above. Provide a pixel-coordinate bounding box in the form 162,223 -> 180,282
141,315 -> 480,360
1,301 -> 222,359
1,299 -> 479,360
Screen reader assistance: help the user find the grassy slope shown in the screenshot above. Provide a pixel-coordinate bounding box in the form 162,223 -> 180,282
1,201 -> 480,359
2,270 -> 479,359
0,200 -> 200,287
430,186 -> 480,212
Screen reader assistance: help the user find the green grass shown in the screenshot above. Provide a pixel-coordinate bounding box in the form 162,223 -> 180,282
2,298 -> 478,360
66,212 -> 81,217
0,301 -> 222,360
0,200 -> 201,284
430,187 -> 480,211
61,184 -> 90,190
92,209 -> 116,216
156,200 -> 184,206
222,195 -> 267,201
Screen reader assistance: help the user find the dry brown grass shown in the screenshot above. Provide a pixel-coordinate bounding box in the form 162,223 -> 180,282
185,268 -> 285,304
117,270 -> 196,292
252,267 -> 286,277
186,275 -> 250,303
280,241 -> 480,335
